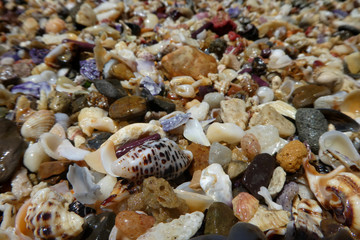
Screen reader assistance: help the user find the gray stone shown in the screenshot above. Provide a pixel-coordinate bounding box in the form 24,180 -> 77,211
295,108 -> 328,153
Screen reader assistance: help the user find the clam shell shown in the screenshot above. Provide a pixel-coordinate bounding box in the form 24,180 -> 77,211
174,189 -> 213,213
21,110 -> 55,140
340,89 -> 360,119
39,133 -> 65,160
318,108 -> 360,132
248,205 -> 290,231
319,130 -> 360,171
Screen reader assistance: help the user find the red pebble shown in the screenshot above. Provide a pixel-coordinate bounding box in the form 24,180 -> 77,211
228,31 -> 240,41
210,12 -> 237,36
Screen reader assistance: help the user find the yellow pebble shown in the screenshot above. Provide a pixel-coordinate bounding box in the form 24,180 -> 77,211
276,140 -> 307,173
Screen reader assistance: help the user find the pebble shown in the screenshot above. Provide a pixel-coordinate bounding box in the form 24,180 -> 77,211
83,212 -> 116,240
276,140 -> 307,173
226,161 -> 248,179
227,222 -> 266,240
275,182 -> 299,212
109,95 -> 147,121
94,79 -> 127,100
149,96 -> 176,113
110,62 -> 135,80
71,94 -> 89,113
220,98 -> 249,130
0,119 -> 27,183
240,133 -> 261,161
313,67 -> 344,92
115,211 -> 155,239
344,52 -> 360,75
204,202 -> 238,236
48,91 -> 72,113
203,92 -> 225,109
86,132 -> 113,150
206,122 -> 246,144
37,160 -> 71,180
232,192 -> 259,222
241,153 -> 276,199
187,143 -> 210,175
208,142 -> 232,167
208,38 -> 227,59
190,235 -> 226,240
249,105 -> 295,138
295,108 -> 328,153
161,46 -> 217,80
292,85 -> 331,109
187,102 -> 210,121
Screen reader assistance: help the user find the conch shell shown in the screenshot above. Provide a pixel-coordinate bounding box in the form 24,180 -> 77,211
304,157 -> 360,234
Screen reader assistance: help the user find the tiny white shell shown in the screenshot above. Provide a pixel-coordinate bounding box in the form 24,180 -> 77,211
183,119 -> 210,146
23,142 -> 50,172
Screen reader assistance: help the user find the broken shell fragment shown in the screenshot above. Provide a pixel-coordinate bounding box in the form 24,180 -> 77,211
200,163 -> 232,206
174,189 -> 214,212
319,130 -> 360,172
340,89 -> 360,119
232,192 -> 259,222
248,205 -> 290,232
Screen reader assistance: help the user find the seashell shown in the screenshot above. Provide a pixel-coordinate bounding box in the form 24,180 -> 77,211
186,102 -> 209,121
258,187 -> 283,210
75,3 -> 96,27
314,91 -> 347,109
0,203 -> 16,229
15,199 -> 33,239
25,187 -> 84,239
23,142 -> 50,172
318,108 -> 360,132
248,205 -> 290,231
175,84 -> 196,98
49,123 -> 66,139
21,110 -> 55,140
246,125 -> 288,155
78,107 -> 119,137
174,189 -> 214,212
340,89 -> 360,119
101,179 -> 134,208
313,66 -> 344,92
57,139 -> 90,161
219,69 -> 238,82
232,192 -> 259,222
275,79 -> 295,101
11,168 -> 32,200
184,119 -> 210,146
137,212 -> 204,240
293,198 -> 324,239
200,163 -> 232,206
318,130 -> 360,172
84,123 -> 166,174
100,138 -> 192,181
94,2 -> 124,23
267,49 -> 292,69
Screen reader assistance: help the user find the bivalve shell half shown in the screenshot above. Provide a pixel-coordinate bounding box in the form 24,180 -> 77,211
340,90 -> 360,119
248,205 -> 290,231
21,110 -> 55,140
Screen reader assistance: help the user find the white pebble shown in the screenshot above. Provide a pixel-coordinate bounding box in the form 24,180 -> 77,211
144,13 -> 159,29
256,86 -> 274,104
209,142 -> 232,167
200,163 -> 232,205
1,57 -> 14,65
186,102 -> 209,121
203,92 -> 225,109
206,122 -> 245,144
175,84 -> 196,98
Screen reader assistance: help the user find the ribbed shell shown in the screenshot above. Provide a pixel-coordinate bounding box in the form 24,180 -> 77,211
111,138 -> 192,181
21,110 -> 55,140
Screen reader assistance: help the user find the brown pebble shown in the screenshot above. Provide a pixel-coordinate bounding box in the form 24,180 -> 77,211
109,95 -> 147,121
276,140 -> 307,173
161,46 -> 217,80
292,85 -> 331,109
189,170 -> 202,191
37,160 -> 71,180
110,62 -> 135,80
187,143 -> 210,175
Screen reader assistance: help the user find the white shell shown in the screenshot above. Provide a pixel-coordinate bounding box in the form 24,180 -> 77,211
183,119 -> 210,146
200,163 -> 232,206
319,130 -> 360,171
256,86 -> 274,104
23,142 -> 50,172
313,91 -> 347,109
186,102 -> 210,121
78,107 -> 118,137
21,110 -> 55,140
261,100 -> 297,119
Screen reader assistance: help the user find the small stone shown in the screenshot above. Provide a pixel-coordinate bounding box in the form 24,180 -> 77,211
115,211 -> 155,239
220,98 -> 249,129
232,192 -> 259,222
226,161 -> 248,179
187,102 -> 210,121
204,202 -> 238,236
209,38 -> 227,59
48,91 -> 72,113
37,160 -> 71,180
240,133 -> 261,161
148,96 -> 176,113
249,105 -> 295,138
203,92 -> 225,109
161,46 -> 217,80
0,65 -> 19,86
276,140 -> 307,173
86,132 -> 113,150
344,52 -> 360,75
228,222 -> 266,240
94,79 -> 127,100
83,212 -> 116,240
71,94 -> 89,113
187,143 -> 210,175
241,153 -> 276,199
295,108 -> 328,153
87,91 -> 109,110
109,96 -> 147,121
209,142 -> 232,167
313,67 -> 344,92
110,62 -> 135,80
292,85 -> 331,109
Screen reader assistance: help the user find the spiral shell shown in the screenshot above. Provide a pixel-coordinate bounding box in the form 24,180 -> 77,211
21,110 -> 55,140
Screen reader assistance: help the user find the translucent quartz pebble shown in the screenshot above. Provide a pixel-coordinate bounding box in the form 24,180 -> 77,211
209,142 -> 232,167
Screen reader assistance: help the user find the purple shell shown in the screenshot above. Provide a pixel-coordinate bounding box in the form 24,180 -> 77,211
228,7 -> 240,18
80,59 -> 100,81
11,81 -> 51,98
29,48 -> 50,65
140,76 -> 162,95
251,74 -> 269,87
160,112 -> 191,132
